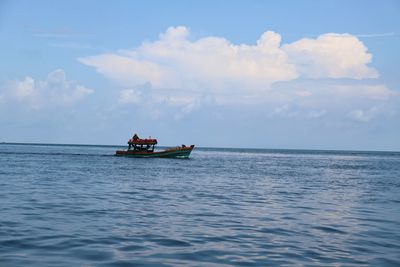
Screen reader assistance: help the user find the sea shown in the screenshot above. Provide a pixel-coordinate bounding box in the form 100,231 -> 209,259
0,143 -> 399,266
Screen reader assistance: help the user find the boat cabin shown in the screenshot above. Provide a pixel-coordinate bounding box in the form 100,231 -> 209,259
127,137 -> 158,152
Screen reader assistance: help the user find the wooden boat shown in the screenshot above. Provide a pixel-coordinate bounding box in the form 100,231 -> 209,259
115,134 -> 194,158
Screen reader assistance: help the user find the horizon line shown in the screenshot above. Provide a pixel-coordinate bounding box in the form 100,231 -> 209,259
1,142 -> 399,154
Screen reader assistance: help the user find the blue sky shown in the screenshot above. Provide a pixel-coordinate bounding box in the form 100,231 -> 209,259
0,0 -> 399,150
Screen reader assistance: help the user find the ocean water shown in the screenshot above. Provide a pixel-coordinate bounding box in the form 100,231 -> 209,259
0,144 -> 399,266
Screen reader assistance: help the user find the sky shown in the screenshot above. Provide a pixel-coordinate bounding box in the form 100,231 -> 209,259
0,0 -> 399,150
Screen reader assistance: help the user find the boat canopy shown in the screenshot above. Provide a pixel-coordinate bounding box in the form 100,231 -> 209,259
128,138 -> 158,145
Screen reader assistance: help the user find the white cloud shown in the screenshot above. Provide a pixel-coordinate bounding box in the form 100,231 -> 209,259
3,69 -> 94,109
79,27 -> 379,93
254,82 -> 397,121
117,87 -> 208,120
347,106 -> 384,122
119,89 -> 142,104
356,32 -> 395,38
295,90 -> 312,97
348,109 -> 371,122
14,76 -> 35,98
79,26 -> 298,91
364,85 -> 394,100
77,26 -> 397,122
325,84 -> 395,101
283,33 -> 378,79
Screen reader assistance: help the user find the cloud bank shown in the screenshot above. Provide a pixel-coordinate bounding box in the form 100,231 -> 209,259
76,26 -> 397,122
79,26 -> 378,92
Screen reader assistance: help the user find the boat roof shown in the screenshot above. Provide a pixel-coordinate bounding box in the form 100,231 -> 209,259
128,138 -> 158,145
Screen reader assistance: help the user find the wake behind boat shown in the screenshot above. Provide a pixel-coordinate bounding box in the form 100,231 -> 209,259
115,134 -> 194,158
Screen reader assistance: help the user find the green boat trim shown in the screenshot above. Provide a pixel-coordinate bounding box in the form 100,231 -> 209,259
115,145 -> 195,158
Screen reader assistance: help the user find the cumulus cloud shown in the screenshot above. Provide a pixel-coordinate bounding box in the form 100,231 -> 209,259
283,33 -> 378,79
14,76 -> 35,98
79,26 -> 379,93
79,26 -> 298,91
3,69 -> 94,109
77,26 -> 397,122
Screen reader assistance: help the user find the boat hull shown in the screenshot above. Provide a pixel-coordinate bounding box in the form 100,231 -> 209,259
115,145 -> 194,158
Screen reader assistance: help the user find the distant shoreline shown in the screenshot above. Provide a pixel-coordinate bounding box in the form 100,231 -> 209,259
1,142 -> 399,154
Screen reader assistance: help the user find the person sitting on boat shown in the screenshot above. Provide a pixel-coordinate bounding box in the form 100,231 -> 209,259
132,133 -> 139,140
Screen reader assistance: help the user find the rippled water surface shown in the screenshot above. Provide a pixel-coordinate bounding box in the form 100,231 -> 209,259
1,144 -> 399,266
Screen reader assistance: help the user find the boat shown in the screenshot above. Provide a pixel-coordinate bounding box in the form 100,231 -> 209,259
115,134 -> 195,158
